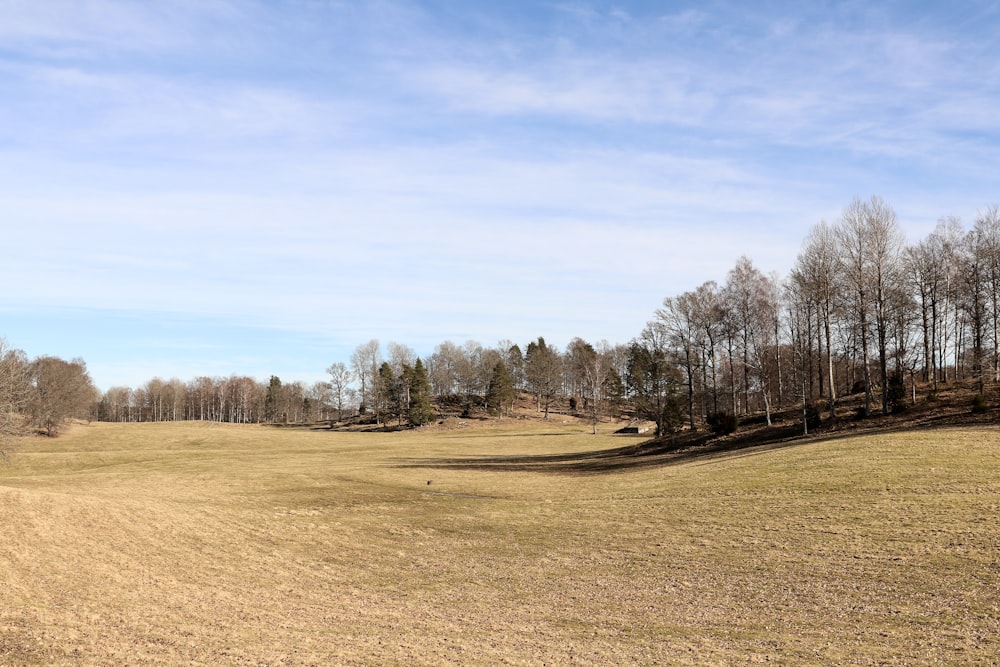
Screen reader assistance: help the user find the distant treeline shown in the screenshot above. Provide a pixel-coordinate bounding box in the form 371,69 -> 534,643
3,196 -> 999,438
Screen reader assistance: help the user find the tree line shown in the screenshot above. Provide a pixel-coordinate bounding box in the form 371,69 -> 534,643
3,195 -> 999,438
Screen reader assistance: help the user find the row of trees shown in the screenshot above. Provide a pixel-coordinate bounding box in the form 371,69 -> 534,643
345,336 -> 625,431
643,196 -> 1000,436
82,336 -> 629,431
329,195 -> 1000,435
0,339 -> 98,443
96,375 -> 340,425
4,195 -> 998,437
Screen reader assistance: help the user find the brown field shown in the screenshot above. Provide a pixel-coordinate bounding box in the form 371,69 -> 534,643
2,419 -> 1000,665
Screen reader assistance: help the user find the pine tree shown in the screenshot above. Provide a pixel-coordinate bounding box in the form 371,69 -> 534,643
407,358 -> 435,426
485,360 -> 514,420
377,362 -> 398,425
265,375 -> 283,423
603,367 -> 625,419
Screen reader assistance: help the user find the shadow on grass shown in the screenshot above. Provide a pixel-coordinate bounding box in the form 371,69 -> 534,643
394,424 -> 819,475
393,410 -> 994,476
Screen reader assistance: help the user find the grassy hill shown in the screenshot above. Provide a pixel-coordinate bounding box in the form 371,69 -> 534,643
2,419 -> 999,664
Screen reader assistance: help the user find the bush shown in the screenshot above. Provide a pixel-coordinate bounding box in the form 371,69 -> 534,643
850,380 -> 867,395
926,390 -> 939,402
805,403 -> 822,430
854,407 -> 869,421
972,394 -> 989,414
887,373 -> 907,414
706,411 -> 738,435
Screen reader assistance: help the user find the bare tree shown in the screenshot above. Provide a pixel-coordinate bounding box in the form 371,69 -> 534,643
584,340 -> 613,434
975,206 -> 1000,382
326,361 -> 353,421
308,381 -> 334,421
795,221 -> 841,417
723,256 -> 779,423
29,356 -> 97,435
351,339 -> 380,418
0,339 -> 30,451
689,281 -> 723,418
906,236 -> 943,389
525,337 -> 561,419
99,386 -> 133,422
959,211 -> 1000,395
497,340 -> 525,392
626,323 -> 683,437
656,292 -> 700,430
565,338 -> 613,433
565,338 -> 592,412
387,342 -> 416,376
785,271 -> 815,434
427,340 -> 461,397
456,340 -> 486,401
837,196 -> 905,416
934,217 -> 965,382
867,198 -> 906,415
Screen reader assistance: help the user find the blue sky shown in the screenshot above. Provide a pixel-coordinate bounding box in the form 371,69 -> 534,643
3,0 -> 1000,390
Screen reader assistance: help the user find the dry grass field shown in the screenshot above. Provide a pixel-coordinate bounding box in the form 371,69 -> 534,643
2,418 -> 1000,665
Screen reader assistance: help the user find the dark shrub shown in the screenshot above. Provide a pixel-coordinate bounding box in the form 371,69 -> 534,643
706,411 -> 738,435
805,403 -> 822,430
887,373 -> 907,413
972,394 -> 989,414
850,380 -> 867,395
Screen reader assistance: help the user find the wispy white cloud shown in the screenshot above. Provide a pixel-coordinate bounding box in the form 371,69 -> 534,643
407,58 -> 713,124
0,0 -> 245,58
2,64 -> 349,151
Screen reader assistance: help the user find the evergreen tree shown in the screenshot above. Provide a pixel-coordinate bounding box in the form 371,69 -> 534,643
603,366 -> 625,419
407,358 -> 435,426
377,362 -> 399,425
485,360 -> 515,420
626,329 -> 684,438
265,375 -> 283,423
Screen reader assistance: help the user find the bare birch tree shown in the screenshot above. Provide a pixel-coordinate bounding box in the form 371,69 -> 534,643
795,221 -> 841,417
836,196 -> 906,416
656,291 -> 700,430
525,337 -> 561,419
351,339 -> 380,418
326,361 -> 353,421
0,339 -> 30,451
723,256 -> 779,423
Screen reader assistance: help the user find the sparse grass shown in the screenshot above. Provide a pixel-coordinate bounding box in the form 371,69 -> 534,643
2,420 -> 1000,665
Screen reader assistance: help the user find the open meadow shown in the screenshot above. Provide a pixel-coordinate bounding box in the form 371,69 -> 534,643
2,419 -> 1000,665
